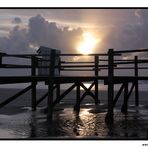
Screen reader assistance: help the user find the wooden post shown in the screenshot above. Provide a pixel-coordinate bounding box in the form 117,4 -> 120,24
94,55 -> 100,104
47,50 -> 56,121
0,54 -> 2,66
105,49 -> 114,124
56,58 -> 61,99
121,82 -> 128,113
134,56 -> 139,106
95,55 -> 99,76
31,56 -> 37,111
74,82 -> 81,112
56,84 -> 60,99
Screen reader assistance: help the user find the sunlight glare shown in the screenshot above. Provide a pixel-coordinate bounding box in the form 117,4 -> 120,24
77,32 -> 100,55
80,83 -> 94,90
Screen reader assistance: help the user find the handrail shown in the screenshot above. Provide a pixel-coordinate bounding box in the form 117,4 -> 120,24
114,48 -> 148,53
0,48 -> 148,75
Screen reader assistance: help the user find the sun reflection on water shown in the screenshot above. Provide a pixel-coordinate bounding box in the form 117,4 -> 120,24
1,105 -> 148,139
79,109 -> 91,116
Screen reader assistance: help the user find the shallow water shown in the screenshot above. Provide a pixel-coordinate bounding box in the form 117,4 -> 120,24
0,105 -> 148,139
0,88 -> 148,139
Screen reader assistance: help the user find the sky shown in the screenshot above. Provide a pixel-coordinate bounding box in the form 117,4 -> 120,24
1,9 -> 148,78
0,9 -> 147,55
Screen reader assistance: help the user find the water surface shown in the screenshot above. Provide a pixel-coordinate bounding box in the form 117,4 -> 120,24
0,105 -> 148,139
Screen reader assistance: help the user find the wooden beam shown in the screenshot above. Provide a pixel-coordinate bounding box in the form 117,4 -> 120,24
121,82 -> 129,114
0,55 -> 2,66
105,49 -> 114,124
94,78 -> 99,104
78,82 -> 95,104
80,82 -> 95,92
134,56 -> 139,106
61,69 -> 93,71
115,48 -> 148,53
36,92 -> 48,106
47,50 -> 56,121
113,82 -> 135,108
95,56 -> 99,76
125,82 -> 134,102
0,85 -> 32,108
94,56 -> 99,104
53,83 -> 76,106
115,60 -> 148,65
47,79 -> 54,121
74,82 -> 81,112
113,83 -> 125,107
56,84 -> 60,99
36,83 -> 57,107
31,56 -> 37,111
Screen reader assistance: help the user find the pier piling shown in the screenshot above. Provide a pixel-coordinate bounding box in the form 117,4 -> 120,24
121,82 -> 129,114
94,55 -> 99,104
31,56 -> 37,111
74,82 -> 81,112
47,50 -> 56,121
105,49 -> 114,124
0,47 -> 148,124
134,56 -> 139,106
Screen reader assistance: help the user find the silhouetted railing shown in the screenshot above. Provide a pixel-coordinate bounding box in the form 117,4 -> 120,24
0,48 -> 148,124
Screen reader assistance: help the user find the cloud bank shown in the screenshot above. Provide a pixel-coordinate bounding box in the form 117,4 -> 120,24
0,14 -> 83,54
1,10 -> 148,56
102,10 -> 148,52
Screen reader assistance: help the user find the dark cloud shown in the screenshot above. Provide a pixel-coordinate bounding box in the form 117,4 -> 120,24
28,14 -> 83,53
0,14 -> 84,76
0,14 -> 83,54
12,17 -> 22,24
1,11 -> 148,56
100,9 -> 148,57
0,25 -> 31,54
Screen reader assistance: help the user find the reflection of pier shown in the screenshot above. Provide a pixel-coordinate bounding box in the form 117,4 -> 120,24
0,47 -> 148,124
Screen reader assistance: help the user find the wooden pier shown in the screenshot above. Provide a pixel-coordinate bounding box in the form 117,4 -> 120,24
0,47 -> 148,124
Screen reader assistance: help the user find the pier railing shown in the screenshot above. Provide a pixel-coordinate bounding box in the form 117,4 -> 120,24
1,48 -> 148,123
1,50 -> 148,77
1,49 -> 148,74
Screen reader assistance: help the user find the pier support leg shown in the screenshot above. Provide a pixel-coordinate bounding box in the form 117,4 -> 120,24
105,49 -> 114,124
121,82 -> 128,114
134,56 -> 139,106
94,56 -> 100,104
47,50 -> 56,122
56,84 -> 60,99
31,56 -> 37,111
74,82 -> 80,113
94,79 -> 100,104
47,80 -> 54,122
105,83 -> 114,124
31,82 -> 37,111
135,81 -> 139,106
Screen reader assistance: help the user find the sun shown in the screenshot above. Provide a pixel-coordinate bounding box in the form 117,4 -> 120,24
77,32 -> 100,55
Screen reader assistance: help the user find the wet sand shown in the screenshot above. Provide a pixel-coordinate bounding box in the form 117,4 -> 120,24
0,88 -> 148,139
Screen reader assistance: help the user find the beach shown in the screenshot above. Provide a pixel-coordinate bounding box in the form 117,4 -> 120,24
0,88 -> 148,139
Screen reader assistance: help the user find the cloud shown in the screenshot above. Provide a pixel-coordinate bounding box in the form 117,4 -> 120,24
0,14 -> 83,54
1,11 -> 148,77
1,11 -> 148,57
28,14 -> 83,53
100,9 -> 148,58
11,17 -> 22,24
0,14 -> 84,76
0,25 -> 31,54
